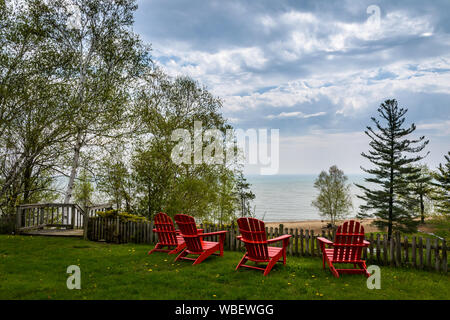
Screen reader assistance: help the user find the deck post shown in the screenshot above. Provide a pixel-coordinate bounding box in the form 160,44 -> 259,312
71,205 -> 76,229
15,206 -> 22,231
40,206 -> 45,225
83,207 -> 89,240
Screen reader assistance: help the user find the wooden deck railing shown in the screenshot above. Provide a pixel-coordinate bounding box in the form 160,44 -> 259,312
15,203 -> 112,233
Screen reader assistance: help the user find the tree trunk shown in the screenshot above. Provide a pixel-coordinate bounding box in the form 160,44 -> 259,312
64,132 -> 83,204
22,162 -> 33,204
420,193 -> 425,223
388,163 -> 394,240
0,153 -> 26,199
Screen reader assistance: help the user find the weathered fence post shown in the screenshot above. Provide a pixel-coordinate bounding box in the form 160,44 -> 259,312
396,232 -> 402,267
300,229 -> 304,256
435,239 -> 440,272
426,238 -> 431,269
419,237 -> 424,269
289,228 -> 294,256
116,216 -> 120,244
305,229 -> 310,256
442,240 -> 447,273
383,234 -> 388,265
376,234 -> 381,264
390,236 -> 395,266
231,222 -> 236,251
404,236 -> 409,266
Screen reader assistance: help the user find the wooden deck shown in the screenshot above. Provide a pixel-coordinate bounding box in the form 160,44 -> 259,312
21,228 -> 84,237
15,202 -> 112,238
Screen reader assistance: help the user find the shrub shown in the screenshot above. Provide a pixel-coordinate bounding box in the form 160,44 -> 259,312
97,210 -> 148,223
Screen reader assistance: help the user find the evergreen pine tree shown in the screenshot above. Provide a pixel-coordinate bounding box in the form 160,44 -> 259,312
235,172 -> 256,217
432,152 -> 450,216
356,99 -> 429,238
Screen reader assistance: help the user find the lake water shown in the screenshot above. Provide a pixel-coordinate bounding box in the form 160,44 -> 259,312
246,174 -> 369,222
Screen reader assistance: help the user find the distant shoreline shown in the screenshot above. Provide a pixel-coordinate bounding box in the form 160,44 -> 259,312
265,219 -> 379,233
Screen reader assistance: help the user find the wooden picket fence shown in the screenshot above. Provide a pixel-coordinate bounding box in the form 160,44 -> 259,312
0,214 -> 16,234
87,217 -> 448,273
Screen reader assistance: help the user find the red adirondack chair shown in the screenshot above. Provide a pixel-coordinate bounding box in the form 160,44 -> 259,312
148,212 -> 186,255
236,217 -> 292,276
317,220 -> 370,278
174,214 -> 227,265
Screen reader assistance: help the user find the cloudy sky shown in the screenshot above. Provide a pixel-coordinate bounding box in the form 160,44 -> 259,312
134,0 -> 450,174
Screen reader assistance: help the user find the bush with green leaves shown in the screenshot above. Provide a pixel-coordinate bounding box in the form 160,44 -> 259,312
97,210 -> 148,223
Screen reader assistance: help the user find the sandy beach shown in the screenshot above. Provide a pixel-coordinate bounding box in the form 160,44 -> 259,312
265,219 -> 379,234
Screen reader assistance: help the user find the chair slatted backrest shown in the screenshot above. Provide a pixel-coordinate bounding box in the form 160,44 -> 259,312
174,214 -> 203,253
154,212 -> 178,246
332,220 -> 365,262
237,217 -> 269,261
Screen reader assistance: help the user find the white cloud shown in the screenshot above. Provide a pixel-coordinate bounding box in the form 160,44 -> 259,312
223,54 -> 450,114
266,111 -> 326,119
148,7 -> 450,118
417,120 -> 450,136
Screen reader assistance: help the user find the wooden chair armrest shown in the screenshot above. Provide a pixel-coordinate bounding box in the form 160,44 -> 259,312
267,234 -> 292,243
363,240 -> 370,246
317,237 -> 333,246
199,230 -> 228,237
237,235 -> 242,241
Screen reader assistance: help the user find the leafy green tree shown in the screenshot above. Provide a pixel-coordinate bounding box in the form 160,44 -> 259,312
312,165 -> 352,226
73,168 -> 94,211
407,164 -> 433,223
215,168 -> 239,224
356,99 -> 429,238
432,152 -> 450,216
97,149 -> 135,212
131,74 -> 240,221
29,0 -> 152,204
0,0 -> 74,210
132,138 -> 175,219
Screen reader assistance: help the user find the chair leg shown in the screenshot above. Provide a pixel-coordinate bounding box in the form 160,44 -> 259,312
174,248 -> 188,262
148,243 -> 162,255
263,254 -> 281,276
359,262 -> 370,277
282,239 -> 289,265
219,238 -> 224,256
329,262 -> 339,278
193,248 -> 215,265
235,254 -> 248,271
168,243 -> 186,255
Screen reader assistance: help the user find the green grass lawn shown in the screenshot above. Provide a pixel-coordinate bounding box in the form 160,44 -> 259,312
365,217 -> 450,242
0,235 -> 448,300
